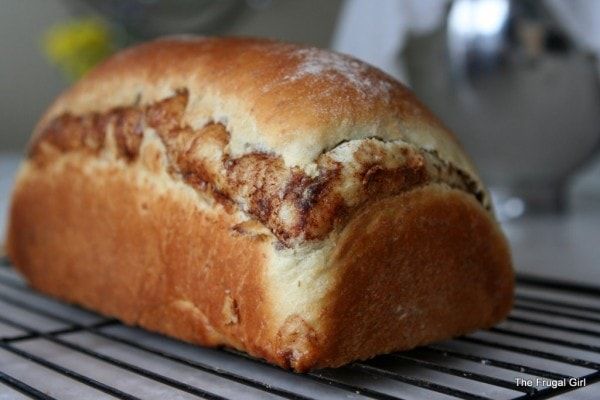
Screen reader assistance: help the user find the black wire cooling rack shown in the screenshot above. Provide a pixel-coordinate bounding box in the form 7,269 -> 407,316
0,257 -> 599,400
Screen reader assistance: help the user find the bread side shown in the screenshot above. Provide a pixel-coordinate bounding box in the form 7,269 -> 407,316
7,150 -> 512,371
311,185 -> 513,369
8,149 -> 282,362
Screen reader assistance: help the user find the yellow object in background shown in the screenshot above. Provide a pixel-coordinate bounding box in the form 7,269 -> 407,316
43,18 -> 115,81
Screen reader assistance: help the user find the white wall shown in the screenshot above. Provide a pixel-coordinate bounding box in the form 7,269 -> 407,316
0,0 -> 72,152
0,0 -> 342,153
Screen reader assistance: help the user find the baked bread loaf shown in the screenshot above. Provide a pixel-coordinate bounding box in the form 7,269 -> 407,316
6,37 -> 513,371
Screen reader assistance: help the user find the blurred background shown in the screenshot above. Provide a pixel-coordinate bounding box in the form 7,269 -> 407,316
1,0 -> 599,283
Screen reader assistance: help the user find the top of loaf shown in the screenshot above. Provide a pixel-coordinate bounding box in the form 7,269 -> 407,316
37,36 -> 480,181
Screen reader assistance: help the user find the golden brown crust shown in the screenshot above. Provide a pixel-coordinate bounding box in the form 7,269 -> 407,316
30,91 -> 487,247
7,37 -> 513,371
34,37 -> 483,188
313,186 -> 513,370
7,156 -> 279,361
6,156 -> 512,371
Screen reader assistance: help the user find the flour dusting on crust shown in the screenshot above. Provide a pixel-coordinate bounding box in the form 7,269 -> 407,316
283,47 -> 393,99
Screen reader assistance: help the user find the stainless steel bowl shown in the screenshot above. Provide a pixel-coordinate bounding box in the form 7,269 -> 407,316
404,0 -> 600,218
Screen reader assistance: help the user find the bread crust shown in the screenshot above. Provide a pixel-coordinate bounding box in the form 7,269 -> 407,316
33,37 -> 482,187
7,37 -> 514,371
7,155 -> 279,361
7,155 -> 512,371
29,90 -> 487,247
313,185 -> 513,369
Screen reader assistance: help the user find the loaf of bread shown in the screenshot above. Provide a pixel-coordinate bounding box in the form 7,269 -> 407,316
6,37 -> 513,371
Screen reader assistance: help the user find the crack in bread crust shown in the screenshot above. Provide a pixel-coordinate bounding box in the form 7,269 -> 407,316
30,90 -> 489,247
